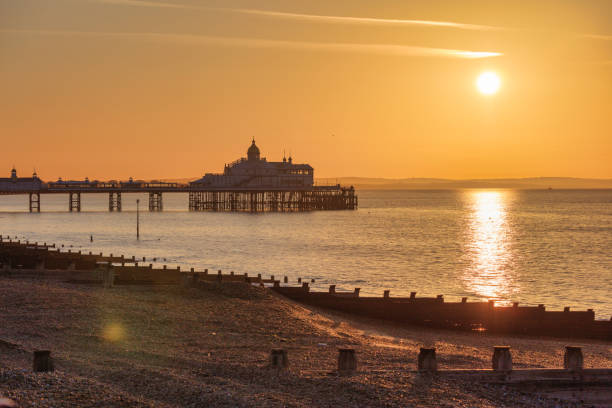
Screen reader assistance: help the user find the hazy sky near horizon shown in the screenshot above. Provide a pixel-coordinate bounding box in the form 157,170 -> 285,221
1,0 -> 611,180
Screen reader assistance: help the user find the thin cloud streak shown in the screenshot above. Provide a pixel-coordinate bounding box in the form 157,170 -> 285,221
91,0 -> 612,42
92,0 -> 499,31
234,9 -> 499,31
578,33 -> 612,41
0,29 -> 502,58
91,0 -> 190,8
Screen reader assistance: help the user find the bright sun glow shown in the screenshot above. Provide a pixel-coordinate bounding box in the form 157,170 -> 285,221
476,72 -> 501,95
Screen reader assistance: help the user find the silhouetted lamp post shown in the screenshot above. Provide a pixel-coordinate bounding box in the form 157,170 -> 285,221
136,199 -> 140,240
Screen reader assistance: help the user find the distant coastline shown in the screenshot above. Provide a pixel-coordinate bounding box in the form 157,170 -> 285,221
316,177 -> 612,190
160,177 -> 612,190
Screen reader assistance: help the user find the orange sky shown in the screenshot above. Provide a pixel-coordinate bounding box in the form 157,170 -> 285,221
1,0 -> 611,180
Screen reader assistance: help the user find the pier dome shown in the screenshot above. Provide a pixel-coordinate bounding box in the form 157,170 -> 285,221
247,139 -> 260,161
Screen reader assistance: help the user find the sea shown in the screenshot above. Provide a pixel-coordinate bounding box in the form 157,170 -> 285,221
0,189 -> 610,319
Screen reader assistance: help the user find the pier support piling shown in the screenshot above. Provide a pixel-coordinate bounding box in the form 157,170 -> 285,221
29,192 -> 40,212
69,192 -> 81,212
109,192 -> 122,212
188,187 -> 357,212
148,192 -> 163,211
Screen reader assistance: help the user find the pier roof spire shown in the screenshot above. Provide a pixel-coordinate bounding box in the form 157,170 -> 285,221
247,138 -> 260,161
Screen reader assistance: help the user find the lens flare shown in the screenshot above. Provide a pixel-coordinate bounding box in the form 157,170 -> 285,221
103,323 -> 125,342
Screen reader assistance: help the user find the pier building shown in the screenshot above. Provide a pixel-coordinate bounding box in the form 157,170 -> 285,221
191,139 -> 313,189
0,168 -> 43,192
188,140 -> 356,212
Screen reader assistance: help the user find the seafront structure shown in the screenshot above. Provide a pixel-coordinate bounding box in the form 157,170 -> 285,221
188,140 -> 356,211
0,141 -> 357,212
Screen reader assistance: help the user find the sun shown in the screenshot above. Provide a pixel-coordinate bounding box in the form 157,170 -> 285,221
476,72 -> 501,95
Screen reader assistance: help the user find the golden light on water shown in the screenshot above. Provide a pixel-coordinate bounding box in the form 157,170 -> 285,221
463,191 -> 515,302
103,323 -> 125,342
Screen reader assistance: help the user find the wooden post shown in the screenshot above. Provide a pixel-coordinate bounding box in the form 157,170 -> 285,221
270,349 -> 288,368
492,346 -> 512,371
180,273 -> 191,288
354,288 -> 360,297
103,265 -> 114,288
418,348 -> 437,372
338,348 -> 356,373
383,290 -> 390,299
329,285 -> 336,294
33,350 -> 54,372
564,346 -> 583,371
461,297 -> 468,303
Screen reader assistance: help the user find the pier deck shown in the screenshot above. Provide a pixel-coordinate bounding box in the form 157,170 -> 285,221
0,183 -> 357,212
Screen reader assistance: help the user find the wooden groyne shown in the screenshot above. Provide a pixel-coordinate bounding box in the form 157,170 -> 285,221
1,236 -> 610,342
0,236 -> 134,271
272,283 -> 612,341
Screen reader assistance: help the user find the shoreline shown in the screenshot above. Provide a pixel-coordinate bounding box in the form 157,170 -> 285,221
1,276 -> 611,407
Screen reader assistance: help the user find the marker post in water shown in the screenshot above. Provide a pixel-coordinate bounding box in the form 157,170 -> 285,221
136,199 -> 140,240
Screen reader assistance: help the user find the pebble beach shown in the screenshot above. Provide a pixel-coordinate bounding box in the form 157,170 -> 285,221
1,277 -> 611,407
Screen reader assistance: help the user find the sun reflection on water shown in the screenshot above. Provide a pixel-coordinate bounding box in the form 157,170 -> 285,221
463,190 -> 516,302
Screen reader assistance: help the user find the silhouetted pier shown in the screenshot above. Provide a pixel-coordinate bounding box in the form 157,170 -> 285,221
0,141 -> 358,212
0,180 -> 357,212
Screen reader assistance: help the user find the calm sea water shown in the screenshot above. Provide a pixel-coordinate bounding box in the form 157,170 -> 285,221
0,190 -> 610,319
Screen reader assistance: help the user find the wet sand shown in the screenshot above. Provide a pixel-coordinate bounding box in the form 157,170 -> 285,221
0,277 -> 610,407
